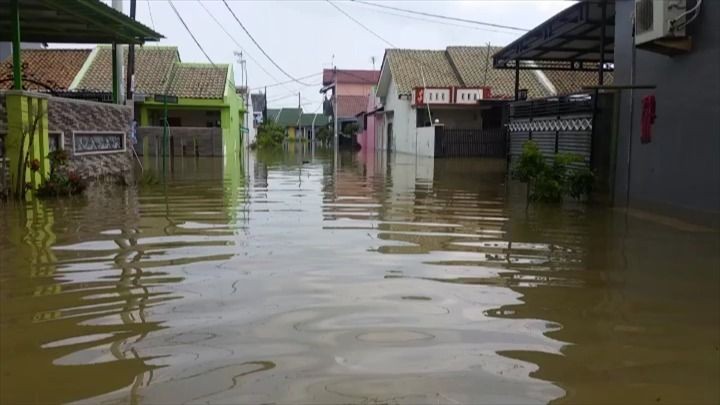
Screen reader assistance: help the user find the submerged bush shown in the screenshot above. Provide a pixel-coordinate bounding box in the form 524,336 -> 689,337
512,140 -> 594,203
36,150 -> 86,198
256,121 -> 286,149
315,126 -> 332,145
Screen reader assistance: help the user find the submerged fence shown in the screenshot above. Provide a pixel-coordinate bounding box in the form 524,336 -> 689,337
434,127 -> 506,158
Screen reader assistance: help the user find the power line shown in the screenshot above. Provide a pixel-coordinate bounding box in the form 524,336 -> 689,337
348,1 -> 521,36
251,73 -> 323,91
326,0 -> 395,47
168,1 -> 214,65
196,0 -> 283,86
222,0 -> 311,86
325,1 -> 444,81
146,0 -> 155,30
351,0 -> 529,32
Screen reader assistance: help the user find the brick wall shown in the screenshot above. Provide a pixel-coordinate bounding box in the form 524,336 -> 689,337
47,96 -> 133,180
137,126 -> 223,157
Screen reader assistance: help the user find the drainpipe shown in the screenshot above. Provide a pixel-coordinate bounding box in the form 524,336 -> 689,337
10,0 -> 21,90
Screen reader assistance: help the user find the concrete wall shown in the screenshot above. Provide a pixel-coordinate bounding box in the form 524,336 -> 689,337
613,0 -> 720,221
381,80 -> 417,155
47,96 -> 133,180
416,126 -> 435,157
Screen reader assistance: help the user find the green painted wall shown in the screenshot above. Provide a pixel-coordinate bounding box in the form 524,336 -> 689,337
137,66 -> 245,157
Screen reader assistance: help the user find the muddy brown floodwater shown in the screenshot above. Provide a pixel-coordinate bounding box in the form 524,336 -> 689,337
1,149 -> 719,404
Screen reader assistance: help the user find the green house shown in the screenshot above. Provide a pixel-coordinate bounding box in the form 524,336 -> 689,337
71,45 -> 245,155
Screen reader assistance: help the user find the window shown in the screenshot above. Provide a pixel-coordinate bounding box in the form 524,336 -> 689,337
73,132 -> 125,155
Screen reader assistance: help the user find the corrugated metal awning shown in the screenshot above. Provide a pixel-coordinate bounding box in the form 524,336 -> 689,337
493,1 -> 614,72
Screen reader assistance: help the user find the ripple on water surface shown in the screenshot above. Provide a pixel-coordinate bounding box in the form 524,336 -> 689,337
1,153 -> 718,404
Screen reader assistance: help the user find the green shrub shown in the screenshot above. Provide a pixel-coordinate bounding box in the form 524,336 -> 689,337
315,126 -> 332,144
36,149 -> 86,198
512,140 -> 594,203
256,121 -> 285,149
343,123 -> 359,136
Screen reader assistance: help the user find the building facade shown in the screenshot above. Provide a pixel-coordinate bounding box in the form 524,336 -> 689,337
613,0 -> 720,222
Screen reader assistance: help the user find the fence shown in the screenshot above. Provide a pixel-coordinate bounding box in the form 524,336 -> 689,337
434,126 -> 506,158
507,93 -> 595,169
136,127 -> 223,157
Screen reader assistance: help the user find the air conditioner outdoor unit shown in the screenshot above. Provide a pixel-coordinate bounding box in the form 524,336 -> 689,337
635,0 -> 687,45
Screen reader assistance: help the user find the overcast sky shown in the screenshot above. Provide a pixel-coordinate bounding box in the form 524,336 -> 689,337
82,0 -> 574,111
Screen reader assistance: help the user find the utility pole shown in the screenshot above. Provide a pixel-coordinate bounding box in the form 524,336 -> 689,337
235,50 -> 249,149
333,66 -> 338,151
126,0 -> 136,103
298,92 -> 301,109
111,0 -> 124,104
263,86 -> 267,123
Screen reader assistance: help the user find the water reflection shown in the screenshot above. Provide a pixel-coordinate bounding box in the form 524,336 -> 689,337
1,150 -> 718,404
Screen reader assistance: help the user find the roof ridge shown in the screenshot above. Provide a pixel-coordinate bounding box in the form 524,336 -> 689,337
23,48 -> 91,52
444,50 -> 465,87
96,44 -> 179,50
175,63 -> 229,68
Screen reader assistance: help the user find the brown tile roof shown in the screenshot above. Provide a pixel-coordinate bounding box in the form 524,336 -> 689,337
446,46 -> 551,99
0,49 -> 91,91
383,46 -> 608,100
542,70 -> 614,96
386,49 -> 462,94
75,46 -> 178,94
323,69 -> 380,86
166,63 -> 229,99
337,95 -> 368,118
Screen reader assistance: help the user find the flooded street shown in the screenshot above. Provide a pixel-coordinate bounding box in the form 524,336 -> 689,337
1,149 -> 718,404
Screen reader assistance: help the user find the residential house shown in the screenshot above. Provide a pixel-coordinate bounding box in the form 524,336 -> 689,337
268,107 -> 302,140
0,49 -> 91,92
356,86 -> 382,153
320,69 -> 380,134
493,0 -> 719,223
251,93 -> 266,126
298,113 -> 329,141
613,0 -> 718,222
375,46 -> 608,157
71,45 -> 245,156
236,86 -> 256,148
0,0 -> 162,192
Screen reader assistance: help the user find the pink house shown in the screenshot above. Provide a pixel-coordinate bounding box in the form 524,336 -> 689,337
356,87 -> 383,153
321,69 -> 380,143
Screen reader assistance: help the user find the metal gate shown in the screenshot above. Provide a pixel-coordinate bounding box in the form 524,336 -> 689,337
507,93 -> 594,169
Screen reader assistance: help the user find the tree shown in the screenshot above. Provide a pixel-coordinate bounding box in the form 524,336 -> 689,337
315,126 -> 332,145
253,121 -> 285,149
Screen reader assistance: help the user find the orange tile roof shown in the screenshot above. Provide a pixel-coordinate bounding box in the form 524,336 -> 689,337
0,49 -> 91,91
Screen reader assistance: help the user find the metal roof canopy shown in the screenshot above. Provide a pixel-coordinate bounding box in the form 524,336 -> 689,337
0,0 -> 162,44
493,0 -> 615,72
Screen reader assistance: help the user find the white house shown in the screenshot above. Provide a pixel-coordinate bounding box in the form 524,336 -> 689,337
374,46 -> 600,158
